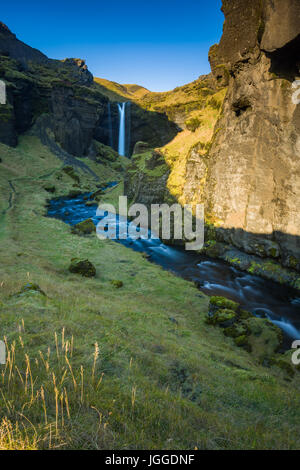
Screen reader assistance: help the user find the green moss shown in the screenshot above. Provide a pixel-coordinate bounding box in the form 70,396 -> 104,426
239,309 -> 253,320
110,280 -> 124,288
68,258 -> 96,277
209,296 -> 239,312
71,218 -> 95,235
62,166 -> 80,184
18,283 -> 46,297
224,323 -> 248,339
271,358 -> 295,378
185,117 -> 202,132
234,335 -> 249,348
207,309 -> 237,327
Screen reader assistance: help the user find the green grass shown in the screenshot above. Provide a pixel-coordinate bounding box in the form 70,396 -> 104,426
0,137 -> 300,449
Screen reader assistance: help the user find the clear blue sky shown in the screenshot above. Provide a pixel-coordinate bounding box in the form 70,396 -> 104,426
1,0 -> 224,91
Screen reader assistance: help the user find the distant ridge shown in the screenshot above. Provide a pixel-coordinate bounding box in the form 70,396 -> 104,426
94,77 -> 150,101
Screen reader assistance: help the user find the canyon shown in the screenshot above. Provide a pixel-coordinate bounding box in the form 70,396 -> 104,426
0,0 -> 300,450
1,2 -> 300,284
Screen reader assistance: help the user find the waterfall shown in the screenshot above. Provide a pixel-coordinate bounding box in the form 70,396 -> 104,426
107,102 -> 113,148
118,102 -> 126,156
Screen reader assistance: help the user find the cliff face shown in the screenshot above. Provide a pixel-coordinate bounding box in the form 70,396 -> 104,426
0,23 -> 177,158
0,22 -> 101,153
205,0 -> 300,269
124,0 -> 300,281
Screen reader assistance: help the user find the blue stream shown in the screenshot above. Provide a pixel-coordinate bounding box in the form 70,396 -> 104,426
47,185 -> 300,349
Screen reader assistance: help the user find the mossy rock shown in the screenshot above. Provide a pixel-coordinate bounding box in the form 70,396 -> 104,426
18,283 -> 46,297
71,218 -> 95,235
85,200 -> 97,207
238,309 -> 253,320
110,280 -> 123,288
68,258 -> 96,277
271,357 -> 295,379
133,141 -> 151,155
209,296 -> 239,315
62,166 -> 80,184
207,309 -> 237,328
110,279 -> 123,288
43,185 -> 56,193
200,241 -> 226,258
224,322 -> 248,338
90,188 -> 103,201
234,335 -> 251,351
245,317 -> 283,358
185,117 -> 201,132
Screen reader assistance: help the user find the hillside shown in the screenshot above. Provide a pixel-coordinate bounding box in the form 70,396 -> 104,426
94,77 -> 150,101
1,137 -> 300,449
0,1 -> 300,451
124,0 -> 300,287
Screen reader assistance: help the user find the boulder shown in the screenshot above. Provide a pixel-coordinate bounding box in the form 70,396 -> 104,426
110,280 -> 123,288
68,258 -> 96,277
18,283 -> 46,296
133,141 -> 151,155
206,309 -> 238,328
71,219 -> 95,235
208,296 -> 239,316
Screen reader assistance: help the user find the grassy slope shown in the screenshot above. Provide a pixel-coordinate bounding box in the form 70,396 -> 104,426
94,78 -> 150,102
160,88 -> 226,208
0,137 -> 300,450
94,75 -> 227,211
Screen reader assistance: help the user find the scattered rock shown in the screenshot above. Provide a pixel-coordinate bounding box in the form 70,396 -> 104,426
90,188 -> 103,201
208,296 -> 239,316
110,280 -> 123,288
206,295 -> 284,358
271,357 -> 295,379
245,317 -> 283,358
18,283 -> 46,296
85,200 -> 97,207
234,335 -> 250,350
44,185 -> 56,193
68,258 -> 96,277
207,308 -> 237,328
133,141 -> 151,155
224,323 -> 248,339
62,166 -> 80,184
67,190 -> 82,198
71,218 -> 95,235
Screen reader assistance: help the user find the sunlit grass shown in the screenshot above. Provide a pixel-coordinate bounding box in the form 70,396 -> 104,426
0,136 -> 300,449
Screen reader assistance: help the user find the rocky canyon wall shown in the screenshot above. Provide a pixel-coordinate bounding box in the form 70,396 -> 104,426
124,0 -> 300,284
205,0 -> 300,270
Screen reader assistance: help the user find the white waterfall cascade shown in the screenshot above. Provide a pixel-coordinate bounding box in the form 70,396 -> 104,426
118,102 -> 126,156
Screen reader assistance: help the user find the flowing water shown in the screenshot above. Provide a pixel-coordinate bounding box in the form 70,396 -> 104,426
118,103 -> 126,156
47,189 -> 300,348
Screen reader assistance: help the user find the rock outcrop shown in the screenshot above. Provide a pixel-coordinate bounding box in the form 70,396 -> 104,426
0,23 -> 104,153
68,258 -> 96,277
205,0 -> 300,269
0,23 -> 176,158
124,0 -> 300,278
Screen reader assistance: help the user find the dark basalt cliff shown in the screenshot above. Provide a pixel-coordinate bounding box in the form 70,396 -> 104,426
0,22 -> 102,152
205,0 -> 300,269
124,0 -> 300,284
0,22 -> 177,157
